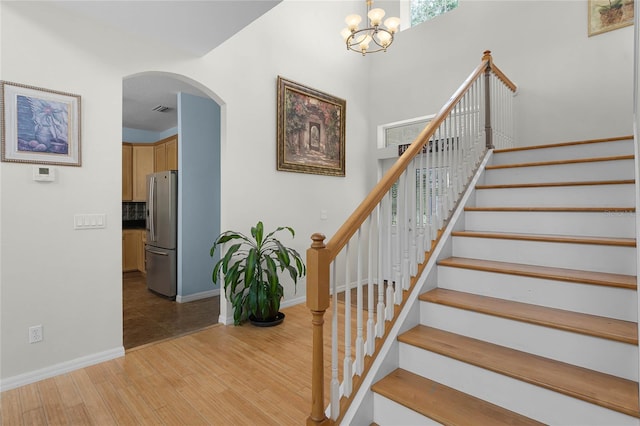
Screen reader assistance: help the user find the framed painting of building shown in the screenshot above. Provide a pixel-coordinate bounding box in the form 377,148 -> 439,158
588,0 -> 634,36
277,76 -> 346,177
1,81 -> 81,166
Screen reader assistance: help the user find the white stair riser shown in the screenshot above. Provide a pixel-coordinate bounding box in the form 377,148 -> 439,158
475,184 -> 635,207
419,302 -> 638,381
452,236 -> 636,275
483,159 -> 635,185
399,344 -> 640,426
437,266 -> 637,322
373,394 -> 441,426
464,210 -> 636,238
492,140 -> 634,165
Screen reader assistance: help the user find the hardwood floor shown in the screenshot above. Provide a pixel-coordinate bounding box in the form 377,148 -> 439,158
1,303 -> 321,425
123,272 -> 220,349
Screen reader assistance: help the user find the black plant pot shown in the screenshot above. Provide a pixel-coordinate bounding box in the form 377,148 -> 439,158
249,312 -> 285,327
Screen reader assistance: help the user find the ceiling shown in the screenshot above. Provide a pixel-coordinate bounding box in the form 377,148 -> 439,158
122,74 -> 212,133
52,1 -> 281,133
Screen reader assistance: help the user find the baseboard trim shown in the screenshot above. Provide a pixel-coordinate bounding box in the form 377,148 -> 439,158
177,288 -> 220,303
281,295 -> 306,309
0,346 -> 125,392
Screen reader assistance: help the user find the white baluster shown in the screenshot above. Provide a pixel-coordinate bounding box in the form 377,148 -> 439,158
367,212 -> 376,353
442,118 -> 450,214
416,148 -> 425,263
401,168 -> 410,291
433,127 -> 441,233
470,87 -> 475,171
448,115 -> 454,211
465,88 -> 472,171
343,243 -> 352,397
376,203 -> 385,337
409,156 -> 418,277
456,103 -> 463,195
355,228 -> 364,376
385,189 -> 395,320
330,261 -> 339,420
438,127 -> 446,228
425,137 -> 433,247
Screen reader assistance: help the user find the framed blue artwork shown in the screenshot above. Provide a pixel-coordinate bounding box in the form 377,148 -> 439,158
1,81 -> 81,166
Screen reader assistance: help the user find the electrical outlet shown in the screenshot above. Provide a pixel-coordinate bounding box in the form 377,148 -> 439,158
29,325 -> 43,343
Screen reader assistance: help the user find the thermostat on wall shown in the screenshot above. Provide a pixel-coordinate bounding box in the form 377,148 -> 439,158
33,165 -> 56,182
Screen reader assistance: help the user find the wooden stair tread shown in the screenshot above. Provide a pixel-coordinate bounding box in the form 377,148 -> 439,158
438,257 -> 636,289
476,179 -> 634,190
485,154 -> 634,170
493,136 -> 633,154
451,230 -> 636,247
420,288 -> 638,344
372,368 -> 544,425
399,326 -> 640,418
465,206 -> 635,213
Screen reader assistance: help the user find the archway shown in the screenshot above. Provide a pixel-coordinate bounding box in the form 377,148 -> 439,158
121,71 -> 223,349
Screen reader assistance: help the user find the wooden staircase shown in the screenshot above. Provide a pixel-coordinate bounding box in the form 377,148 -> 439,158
369,137 -> 639,425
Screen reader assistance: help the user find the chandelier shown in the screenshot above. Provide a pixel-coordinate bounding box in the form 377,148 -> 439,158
340,0 -> 401,55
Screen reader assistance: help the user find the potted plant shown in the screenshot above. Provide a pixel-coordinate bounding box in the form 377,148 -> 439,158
210,221 -> 306,326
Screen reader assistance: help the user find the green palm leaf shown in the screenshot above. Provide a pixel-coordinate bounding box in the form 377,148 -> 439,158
210,221 -> 306,325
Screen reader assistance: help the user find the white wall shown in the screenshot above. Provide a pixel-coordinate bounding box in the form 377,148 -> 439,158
0,2 -> 127,385
199,1 -> 374,303
0,0 -> 370,386
369,0 -> 635,146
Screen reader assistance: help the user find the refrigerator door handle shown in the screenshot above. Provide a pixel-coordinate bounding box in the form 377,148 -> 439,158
147,249 -> 169,256
149,176 -> 155,241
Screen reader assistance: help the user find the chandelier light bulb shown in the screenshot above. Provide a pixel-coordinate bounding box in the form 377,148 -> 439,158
359,34 -> 372,52
383,16 -> 401,33
345,14 -> 362,31
367,8 -> 385,26
375,31 -> 392,48
340,27 -> 352,41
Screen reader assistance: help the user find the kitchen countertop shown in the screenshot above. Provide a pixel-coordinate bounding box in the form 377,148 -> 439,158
123,220 -> 146,230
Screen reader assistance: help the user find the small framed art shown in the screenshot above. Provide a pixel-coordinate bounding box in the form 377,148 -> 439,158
1,81 -> 81,166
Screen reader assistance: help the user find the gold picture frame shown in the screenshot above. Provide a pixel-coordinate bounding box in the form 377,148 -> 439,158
588,0 -> 634,36
277,76 -> 346,177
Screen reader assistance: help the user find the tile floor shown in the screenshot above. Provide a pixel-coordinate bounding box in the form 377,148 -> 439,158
122,271 -> 220,349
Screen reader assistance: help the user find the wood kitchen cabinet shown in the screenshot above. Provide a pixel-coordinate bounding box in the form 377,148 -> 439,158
154,143 -> 167,172
123,135 -> 177,201
123,229 -> 146,273
165,137 -> 178,170
122,144 -> 133,201
154,135 -> 178,172
123,142 -> 153,201
132,145 -> 154,201
123,230 -> 139,272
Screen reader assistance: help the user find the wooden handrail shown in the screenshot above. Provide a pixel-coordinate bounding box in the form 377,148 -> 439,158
306,50 -> 517,426
325,54 -> 490,260
484,50 -> 517,92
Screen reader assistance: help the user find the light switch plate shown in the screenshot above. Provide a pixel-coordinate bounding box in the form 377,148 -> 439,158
74,214 -> 106,230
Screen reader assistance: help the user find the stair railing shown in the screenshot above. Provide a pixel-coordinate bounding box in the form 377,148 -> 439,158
306,50 -> 517,425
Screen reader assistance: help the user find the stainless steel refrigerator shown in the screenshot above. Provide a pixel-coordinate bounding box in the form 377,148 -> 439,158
145,170 -> 177,298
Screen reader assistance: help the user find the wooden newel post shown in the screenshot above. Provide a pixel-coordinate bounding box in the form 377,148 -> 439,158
307,233 -> 331,426
483,50 -> 494,150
